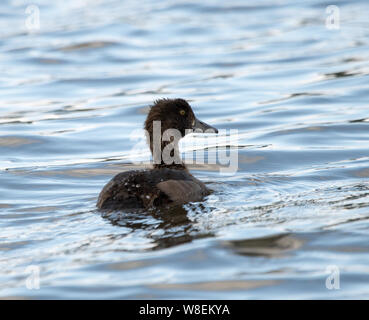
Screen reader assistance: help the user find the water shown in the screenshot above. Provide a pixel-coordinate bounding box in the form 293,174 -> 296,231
1,0 -> 369,299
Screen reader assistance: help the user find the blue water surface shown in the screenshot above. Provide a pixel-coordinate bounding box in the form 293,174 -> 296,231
1,0 -> 369,299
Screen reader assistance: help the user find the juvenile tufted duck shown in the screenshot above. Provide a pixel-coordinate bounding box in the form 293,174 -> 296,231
97,98 -> 218,211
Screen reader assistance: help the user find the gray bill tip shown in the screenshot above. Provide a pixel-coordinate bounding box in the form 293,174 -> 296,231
193,118 -> 218,134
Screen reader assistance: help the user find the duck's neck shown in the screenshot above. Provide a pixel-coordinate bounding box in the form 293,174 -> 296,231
153,162 -> 187,170
149,133 -> 187,170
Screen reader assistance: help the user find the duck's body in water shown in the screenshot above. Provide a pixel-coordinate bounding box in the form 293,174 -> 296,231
97,98 -> 218,211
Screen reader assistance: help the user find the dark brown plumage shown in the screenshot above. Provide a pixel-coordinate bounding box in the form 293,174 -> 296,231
97,98 -> 218,211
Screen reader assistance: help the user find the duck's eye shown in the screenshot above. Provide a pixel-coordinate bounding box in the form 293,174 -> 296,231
179,110 -> 186,116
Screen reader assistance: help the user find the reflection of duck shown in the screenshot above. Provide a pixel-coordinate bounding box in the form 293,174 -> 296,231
104,205 -> 206,250
97,98 -> 218,211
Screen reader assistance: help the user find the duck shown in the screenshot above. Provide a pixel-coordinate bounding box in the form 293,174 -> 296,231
97,98 -> 218,211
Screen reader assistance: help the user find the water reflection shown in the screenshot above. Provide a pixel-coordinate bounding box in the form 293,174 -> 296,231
222,234 -> 303,257
102,205 -> 214,250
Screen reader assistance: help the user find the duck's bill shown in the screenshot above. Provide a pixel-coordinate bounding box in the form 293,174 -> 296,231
193,118 -> 218,133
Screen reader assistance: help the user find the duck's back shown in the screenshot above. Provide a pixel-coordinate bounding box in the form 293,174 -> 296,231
97,168 -> 210,210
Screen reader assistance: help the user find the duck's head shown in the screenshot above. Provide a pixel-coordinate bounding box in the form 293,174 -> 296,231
144,98 -> 218,137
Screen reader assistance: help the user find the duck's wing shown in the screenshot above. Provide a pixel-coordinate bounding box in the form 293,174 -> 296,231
156,179 -> 209,204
